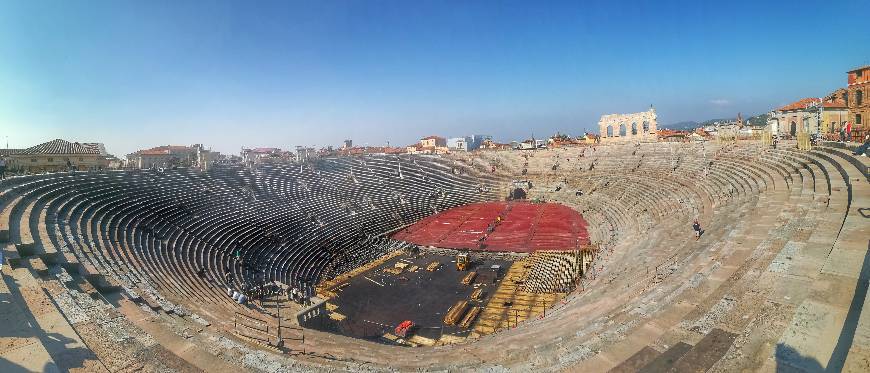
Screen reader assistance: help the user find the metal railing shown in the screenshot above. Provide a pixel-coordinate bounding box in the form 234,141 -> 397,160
233,311 -> 304,349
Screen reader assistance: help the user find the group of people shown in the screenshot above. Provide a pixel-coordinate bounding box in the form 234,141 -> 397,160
834,123 -> 869,156
221,267 -> 312,306
246,281 -> 285,301
839,122 -> 854,143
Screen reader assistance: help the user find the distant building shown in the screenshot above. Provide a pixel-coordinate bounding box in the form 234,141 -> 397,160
0,149 -> 22,158
820,95 -> 849,136
516,138 -> 546,150
768,97 -> 848,137
420,136 -> 447,148
580,133 -> 599,145
335,145 -> 406,156
6,139 -> 109,172
657,129 -> 690,142
105,155 -> 123,169
847,65 -> 869,140
408,136 -> 448,154
480,139 -> 511,150
548,133 -> 585,148
127,144 -> 217,170
465,135 -> 490,151
383,147 -> 406,155
242,147 -> 291,165
343,140 -> 353,149
296,146 -> 316,162
446,135 -> 490,151
447,137 -> 468,151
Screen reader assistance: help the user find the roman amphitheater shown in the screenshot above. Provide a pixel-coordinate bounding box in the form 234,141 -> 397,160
1,139 -> 868,372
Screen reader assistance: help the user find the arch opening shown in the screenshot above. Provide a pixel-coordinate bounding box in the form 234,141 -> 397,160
510,188 -> 527,200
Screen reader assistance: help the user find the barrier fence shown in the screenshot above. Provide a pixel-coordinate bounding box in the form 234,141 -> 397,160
233,311 -> 304,349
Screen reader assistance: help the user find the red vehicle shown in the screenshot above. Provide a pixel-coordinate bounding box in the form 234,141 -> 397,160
395,320 -> 414,337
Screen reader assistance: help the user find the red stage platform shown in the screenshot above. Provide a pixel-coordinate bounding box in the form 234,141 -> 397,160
391,202 -> 590,253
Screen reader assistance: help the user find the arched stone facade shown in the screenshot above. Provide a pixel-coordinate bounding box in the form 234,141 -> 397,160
598,108 -> 658,143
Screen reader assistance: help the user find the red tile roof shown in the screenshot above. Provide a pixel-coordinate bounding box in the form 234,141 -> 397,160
776,98 -> 819,111
657,129 -> 689,137
847,65 -> 870,73
421,136 -> 444,140
20,139 -> 101,155
822,99 -> 848,108
384,147 -> 406,154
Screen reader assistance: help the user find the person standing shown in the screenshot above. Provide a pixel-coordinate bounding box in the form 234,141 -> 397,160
853,134 -> 870,156
692,218 -> 702,240
845,121 -> 853,142
0,157 -> 6,180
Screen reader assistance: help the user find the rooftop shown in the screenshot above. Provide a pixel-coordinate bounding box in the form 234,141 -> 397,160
250,147 -> 281,153
19,139 -> 102,155
776,98 -> 820,112
822,99 -> 848,108
134,145 -> 195,156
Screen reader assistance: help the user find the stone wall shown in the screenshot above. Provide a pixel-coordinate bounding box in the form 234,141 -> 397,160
598,108 -> 658,143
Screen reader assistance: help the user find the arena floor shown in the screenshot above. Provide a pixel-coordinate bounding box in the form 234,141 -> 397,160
391,201 -> 590,252
317,251 -> 511,343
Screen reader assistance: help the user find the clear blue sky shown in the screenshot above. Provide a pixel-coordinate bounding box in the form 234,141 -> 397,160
1,0 -> 867,156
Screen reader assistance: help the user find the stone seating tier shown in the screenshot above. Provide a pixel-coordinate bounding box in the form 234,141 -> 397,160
0,142 -> 866,372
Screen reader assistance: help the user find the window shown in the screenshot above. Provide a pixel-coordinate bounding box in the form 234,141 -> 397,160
31,158 -> 37,162
79,158 -> 83,161
857,70 -> 864,78
857,114 -> 863,124
858,89 -> 864,106
48,157 -> 53,162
